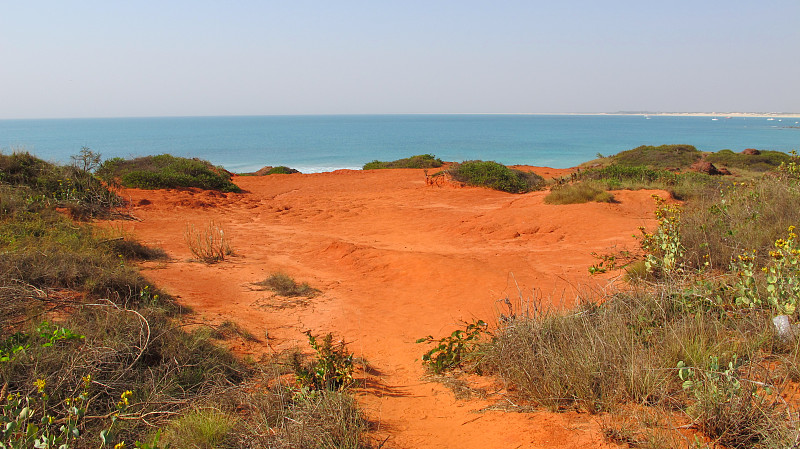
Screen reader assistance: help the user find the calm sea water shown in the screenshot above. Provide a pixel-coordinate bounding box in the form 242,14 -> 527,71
1,115 -> 798,173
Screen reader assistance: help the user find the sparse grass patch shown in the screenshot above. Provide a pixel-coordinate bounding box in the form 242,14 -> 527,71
255,272 -> 319,297
447,160 -> 545,193
97,154 -> 241,192
363,154 -> 444,170
210,320 -> 260,342
160,408 -> 238,449
545,183 -> 615,205
184,220 -> 233,263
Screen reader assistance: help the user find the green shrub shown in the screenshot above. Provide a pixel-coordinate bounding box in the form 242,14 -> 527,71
678,359 -> 792,448
544,183 -> 615,205
610,144 -> 702,170
0,150 -> 122,218
417,320 -> 488,374
292,331 -> 354,391
363,154 -> 444,170
707,149 -> 791,172
97,154 -> 240,192
447,160 -> 545,193
265,166 -> 300,174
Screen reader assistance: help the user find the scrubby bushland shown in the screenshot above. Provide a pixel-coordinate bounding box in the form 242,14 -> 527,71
432,154 -> 800,447
363,154 -> 444,170
544,183 -> 615,205
97,154 -> 241,192
0,149 -> 122,218
575,163 -> 720,200
0,154 -> 369,448
707,149 -> 791,172
610,144 -> 702,170
681,173 -> 800,270
447,160 -> 545,193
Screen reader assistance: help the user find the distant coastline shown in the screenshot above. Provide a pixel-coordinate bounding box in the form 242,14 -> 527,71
432,112 -> 800,119
610,111 -> 800,119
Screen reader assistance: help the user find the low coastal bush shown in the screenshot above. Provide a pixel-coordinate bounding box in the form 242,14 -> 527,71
576,164 -> 719,200
544,183 -> 615,205
707,149 -> 791,172
0,149 -> 122,218
447,160 -> 545,193
97,154 -> 241,192
363,154 -> 444,170
610,144 -> 702,170
265,165 -> 300,174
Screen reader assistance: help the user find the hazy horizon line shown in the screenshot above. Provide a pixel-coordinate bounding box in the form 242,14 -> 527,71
3,111 -> 800,121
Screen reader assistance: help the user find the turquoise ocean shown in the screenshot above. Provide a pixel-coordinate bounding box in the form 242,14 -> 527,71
1,115 -> 798,173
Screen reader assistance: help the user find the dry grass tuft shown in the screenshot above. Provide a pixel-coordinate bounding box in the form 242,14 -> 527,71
184,221 -> 233,263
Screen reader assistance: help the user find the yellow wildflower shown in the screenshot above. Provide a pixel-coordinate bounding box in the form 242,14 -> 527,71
34,379 -> 46,393
117,390 -> 133,408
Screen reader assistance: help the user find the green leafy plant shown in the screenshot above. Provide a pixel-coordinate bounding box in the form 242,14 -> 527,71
639,196 -> 684,276
729,226 -> 800,314
417,320 -> 488,374
588,250 -> 634,275
292,332 -> 354,391
0,322 -> 84,363
677,357 -> 787,448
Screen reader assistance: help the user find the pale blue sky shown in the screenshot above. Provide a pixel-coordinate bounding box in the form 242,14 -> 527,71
1,0 -> 798,118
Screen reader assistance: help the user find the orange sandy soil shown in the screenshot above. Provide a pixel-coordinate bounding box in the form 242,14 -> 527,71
105,168 -> 665,449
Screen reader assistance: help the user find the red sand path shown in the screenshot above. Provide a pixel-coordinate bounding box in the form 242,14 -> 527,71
108,168 -> 662,449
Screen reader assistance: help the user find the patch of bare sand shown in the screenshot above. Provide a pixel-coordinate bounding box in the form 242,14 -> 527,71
108,168 -> 662,449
